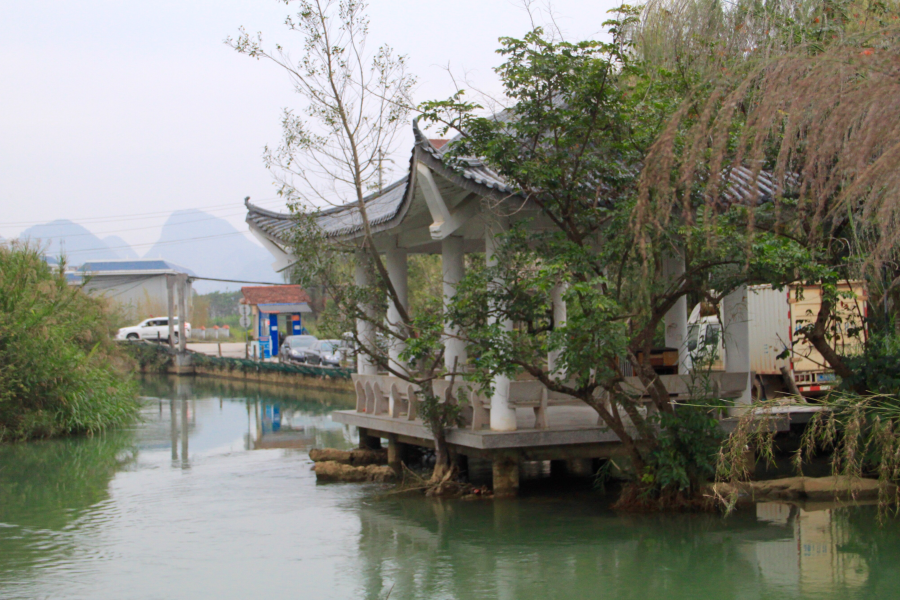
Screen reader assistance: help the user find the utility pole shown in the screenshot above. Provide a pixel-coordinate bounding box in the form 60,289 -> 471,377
377,148 -> 384,193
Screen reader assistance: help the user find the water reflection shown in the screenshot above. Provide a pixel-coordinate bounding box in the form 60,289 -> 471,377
138,375 -> 357,461
351,494 -> 894,600
1,375 -> 898,600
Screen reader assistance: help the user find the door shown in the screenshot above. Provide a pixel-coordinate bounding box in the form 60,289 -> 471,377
269,313 -> 279,355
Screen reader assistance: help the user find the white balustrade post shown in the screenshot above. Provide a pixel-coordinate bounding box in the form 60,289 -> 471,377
723,285 -> 752,414
442,236 -> 467,375
355,251 -> 378,375
662,254 -> 689,373
485,224 -> 517,431
386,245 -> 409,376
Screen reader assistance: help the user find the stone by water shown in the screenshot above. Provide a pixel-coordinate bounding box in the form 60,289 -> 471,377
0,375 -> 897,600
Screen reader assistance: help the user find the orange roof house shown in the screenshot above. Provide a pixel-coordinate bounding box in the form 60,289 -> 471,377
241,285 -> 312,353
241,285 -> 311,307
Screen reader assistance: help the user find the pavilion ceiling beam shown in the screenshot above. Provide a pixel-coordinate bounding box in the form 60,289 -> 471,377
416,164 -> 480,240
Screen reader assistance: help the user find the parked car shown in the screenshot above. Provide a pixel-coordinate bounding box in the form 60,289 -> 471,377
280,334 -> 318,363
116,317 -> 191,343
305,339 -> 348,367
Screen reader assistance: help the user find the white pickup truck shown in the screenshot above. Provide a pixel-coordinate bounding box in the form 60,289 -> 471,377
116,317 -> 191,343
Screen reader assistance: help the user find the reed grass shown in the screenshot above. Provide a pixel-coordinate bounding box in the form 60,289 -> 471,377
0,243 -> 139,442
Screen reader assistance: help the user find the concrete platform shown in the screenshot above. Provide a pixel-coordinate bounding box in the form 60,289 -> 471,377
332,406 -> 625,453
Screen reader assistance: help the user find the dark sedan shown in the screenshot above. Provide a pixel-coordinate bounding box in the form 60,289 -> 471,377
279,335 -> 318,363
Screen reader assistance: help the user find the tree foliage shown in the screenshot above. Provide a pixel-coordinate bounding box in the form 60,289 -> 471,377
0,244 -> 139,441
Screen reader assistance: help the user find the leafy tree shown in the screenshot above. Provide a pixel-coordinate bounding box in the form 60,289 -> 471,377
232,0 -> 464,482
418,8 -> 825,504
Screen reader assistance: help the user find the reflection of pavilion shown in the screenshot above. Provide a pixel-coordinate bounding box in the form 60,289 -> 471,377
249,402 -> 353,451
347,498 -> 871,599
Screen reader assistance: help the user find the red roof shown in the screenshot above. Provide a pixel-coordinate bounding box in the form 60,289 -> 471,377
429,139 -> 449,150
241,285 -> 311,305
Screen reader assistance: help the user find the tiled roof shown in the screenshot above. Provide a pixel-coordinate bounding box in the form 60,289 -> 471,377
245,120 -> 513,246
245,120 -> 793,248
241,285 -> 311,305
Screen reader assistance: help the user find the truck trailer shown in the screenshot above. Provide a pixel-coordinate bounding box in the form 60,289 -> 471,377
687,282 -> 866,398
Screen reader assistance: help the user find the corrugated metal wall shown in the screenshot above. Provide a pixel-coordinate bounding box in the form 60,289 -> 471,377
747,285 -> 792,374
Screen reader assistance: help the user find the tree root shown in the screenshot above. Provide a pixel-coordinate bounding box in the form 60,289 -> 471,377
612,482 -> 717,512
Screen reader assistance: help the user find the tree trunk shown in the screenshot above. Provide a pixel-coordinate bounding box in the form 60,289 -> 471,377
806,297 -> 855,383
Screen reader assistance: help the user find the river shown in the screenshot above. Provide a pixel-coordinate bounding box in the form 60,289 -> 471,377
1,375 -> 897,599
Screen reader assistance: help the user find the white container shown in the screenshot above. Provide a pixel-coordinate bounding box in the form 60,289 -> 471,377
746,285 -> 792,375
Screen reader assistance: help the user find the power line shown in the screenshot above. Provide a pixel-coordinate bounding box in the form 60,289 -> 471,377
191,277 -> 292,286
64,231 -> 255,255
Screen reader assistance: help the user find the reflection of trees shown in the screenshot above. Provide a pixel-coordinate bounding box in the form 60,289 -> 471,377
351,498 -> 894,599
0,430 -> 136,575
138,373 -> 355,414
353,498 -> 781,600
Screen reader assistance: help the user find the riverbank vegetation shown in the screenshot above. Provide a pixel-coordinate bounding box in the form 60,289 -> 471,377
0,244 -> 139,442
244,0 -> 900,507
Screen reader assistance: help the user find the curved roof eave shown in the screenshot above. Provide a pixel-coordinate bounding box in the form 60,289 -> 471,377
244,120 -> 524,247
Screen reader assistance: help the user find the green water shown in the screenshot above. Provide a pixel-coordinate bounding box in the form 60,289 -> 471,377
1,376 -> 898,600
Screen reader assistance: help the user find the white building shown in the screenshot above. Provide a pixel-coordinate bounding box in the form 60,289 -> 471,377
71,259 -> 195,321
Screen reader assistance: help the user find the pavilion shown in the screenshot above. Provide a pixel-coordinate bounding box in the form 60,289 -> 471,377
245,121 -> 761,494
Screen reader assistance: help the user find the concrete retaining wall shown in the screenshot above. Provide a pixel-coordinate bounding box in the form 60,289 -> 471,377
190,363 -> 354,392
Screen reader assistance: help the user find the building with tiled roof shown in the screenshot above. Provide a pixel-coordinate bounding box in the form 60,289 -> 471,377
241,285 -> 312,358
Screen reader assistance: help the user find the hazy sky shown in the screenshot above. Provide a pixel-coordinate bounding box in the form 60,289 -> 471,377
1,0 -> 619,251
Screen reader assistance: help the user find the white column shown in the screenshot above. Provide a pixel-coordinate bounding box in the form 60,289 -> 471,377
166,274 -> 175,349
548,282 -> 567,378
177,273 -> 188,353
723,285 -> 752,412
662,254 -> 689,373
442,236 -> 467,374
386,245 -> 409,376
485,225 -> 517,431
354,252 -> 377,375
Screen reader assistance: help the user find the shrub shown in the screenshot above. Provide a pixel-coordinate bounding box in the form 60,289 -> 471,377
0,244 -> 139,441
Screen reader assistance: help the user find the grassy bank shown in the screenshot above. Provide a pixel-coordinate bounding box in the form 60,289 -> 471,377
0,245 -> 139,442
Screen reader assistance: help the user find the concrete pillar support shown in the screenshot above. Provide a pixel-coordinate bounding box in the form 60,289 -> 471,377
723,285 -> 752,414
662,254 -> 689,373
387,435 -> 406,475
166,274 -> 176,349
566,458 -> 595,478
492,453 -> 520,498
386,245 -> 409,376
358,427 -> 382,450
354,251 -> 377,375
549,282 -> 568,378
177,274 -> 188,354
485,223 -> 517,431
442,235 -> 467,374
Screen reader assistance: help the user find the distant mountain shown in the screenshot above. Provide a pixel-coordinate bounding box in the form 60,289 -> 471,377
102,235 -> 139,259
19,220 -> 119,263
142,210 -> 281,293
